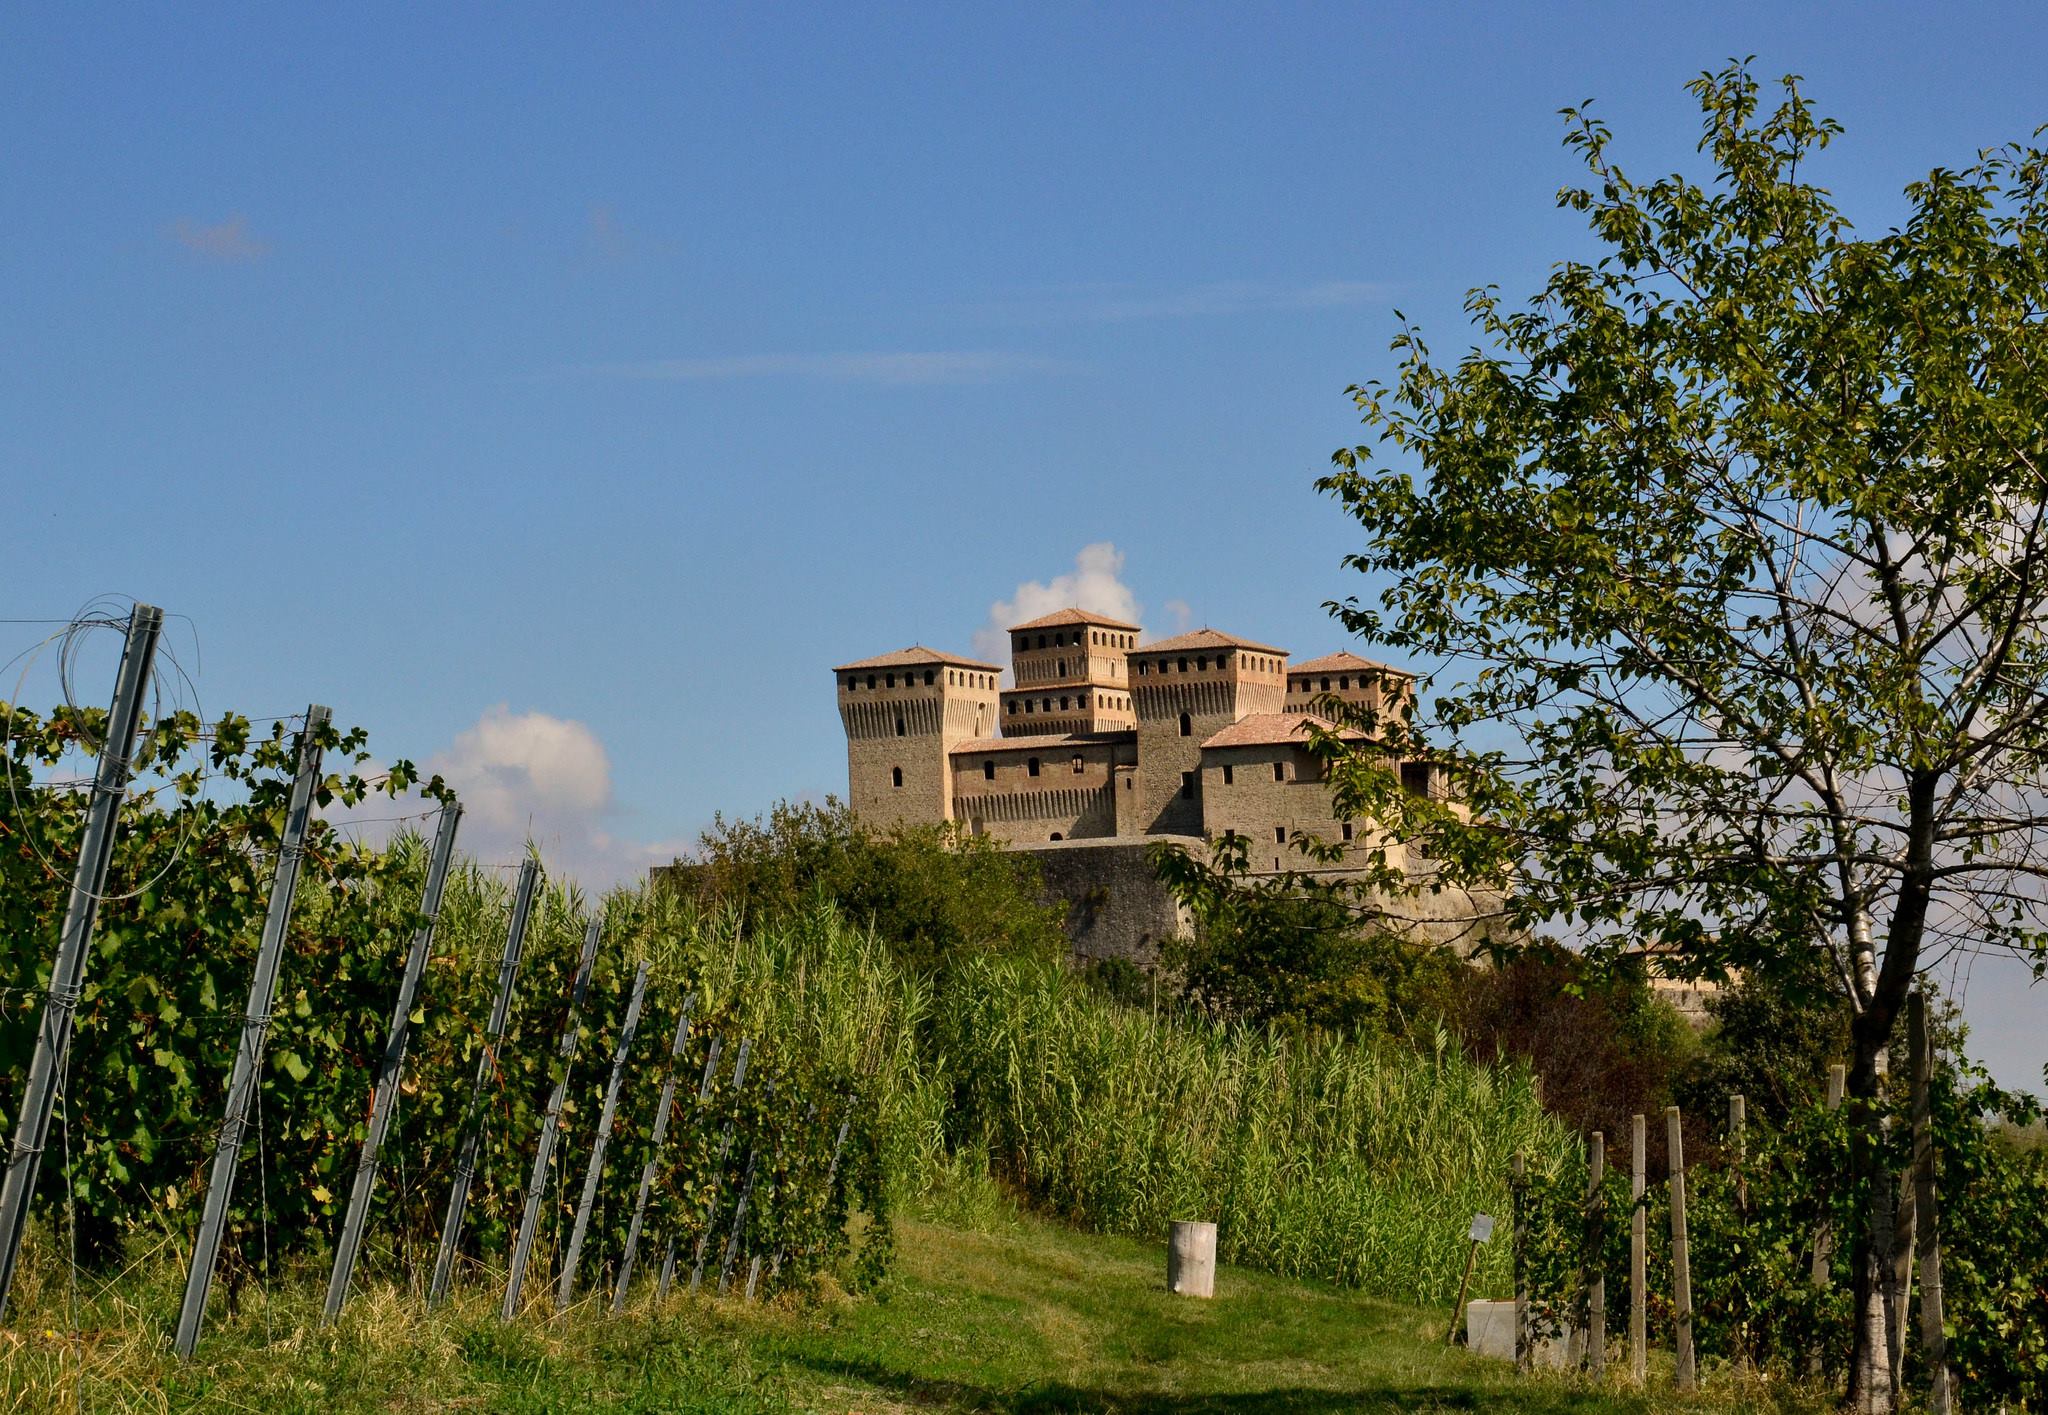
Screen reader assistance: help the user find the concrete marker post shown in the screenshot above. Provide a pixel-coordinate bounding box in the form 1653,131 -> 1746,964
1167,1220 -> 1217,1298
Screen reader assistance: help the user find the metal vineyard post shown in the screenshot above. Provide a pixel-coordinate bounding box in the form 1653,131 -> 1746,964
501,918 -> 603,1321
174,705 -> 330,1359
555,960 -> 650,1312
0,603 -> 163,1322
611,994 -> 695,1312
429,858 -> 539,1308
324,801 -> 463,1323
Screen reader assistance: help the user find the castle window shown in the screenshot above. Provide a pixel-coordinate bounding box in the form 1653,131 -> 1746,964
895,717 -> 906,737
892,767 -> 903,788
984,760 -> 995,780
1339,676 -> 1351,690
1138,661 -> 1149,675
1178,712 -> 1192,737
1057,659 -> 1066,676
1072,755 -> 1083,773
1042,698 -> 1052,712
1037,634 -> 1047,649
1023,699 -> 1032,713
1321,677 -> 1331,691
1273,761 -> 1287,782
1050,832 -> 1063,841
1028,757 -> 1041,777
867,675 -> 877,689
1222,764 -> 1234,785
926,670 -> 936,685
1275,825 -> 1286,844
1178,657 -> 1188,672
1403,762 -> 1431,797
1060,697 -> 1070,711
1180,771 -> 1195,800
1197,656 -> 1207,670
1124,776 -> 1132,790
1342,822 -> 1355,842
1008,701 -> 1018,714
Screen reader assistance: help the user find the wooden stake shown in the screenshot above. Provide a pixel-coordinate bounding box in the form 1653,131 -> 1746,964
1729,1093 -> 1748,1374
1668,1106 -> 1695,1390
1512,1151 -> 1529,1375
1586,1131 -> 1606,1378
1629,1113 -> 1646,1385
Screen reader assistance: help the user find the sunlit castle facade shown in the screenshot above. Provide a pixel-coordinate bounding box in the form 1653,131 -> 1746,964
833,608 -> 1450,876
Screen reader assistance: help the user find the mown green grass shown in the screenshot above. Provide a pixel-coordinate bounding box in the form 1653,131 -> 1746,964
1,1206 -> 1825,1413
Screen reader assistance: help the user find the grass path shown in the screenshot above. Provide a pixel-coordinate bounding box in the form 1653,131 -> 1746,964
1,1212 -> 1823,1412
744,1213 -> 1814,1414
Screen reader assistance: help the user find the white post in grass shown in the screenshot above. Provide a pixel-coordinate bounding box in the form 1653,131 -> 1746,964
1168,1221 -> 1216,1297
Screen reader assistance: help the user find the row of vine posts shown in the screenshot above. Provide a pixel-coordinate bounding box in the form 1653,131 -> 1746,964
0,603 -> 857,1356
1498,993 -> 1952,1411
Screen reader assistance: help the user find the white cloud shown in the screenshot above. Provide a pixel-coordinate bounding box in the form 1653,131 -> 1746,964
168,214 -> 269,262
589,351 -> 1072,386
973,543 -> 1150,668
1159,599 -> 1194,638
325,706 -> 683,892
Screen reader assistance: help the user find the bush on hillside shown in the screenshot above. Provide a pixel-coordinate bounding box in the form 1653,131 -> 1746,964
659,799 -> 1065,974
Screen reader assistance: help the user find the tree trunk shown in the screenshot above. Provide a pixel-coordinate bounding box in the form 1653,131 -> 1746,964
1846,1032 -> 1897,1414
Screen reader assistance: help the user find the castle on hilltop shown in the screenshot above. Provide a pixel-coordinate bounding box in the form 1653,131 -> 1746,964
835,607 -> 1455,897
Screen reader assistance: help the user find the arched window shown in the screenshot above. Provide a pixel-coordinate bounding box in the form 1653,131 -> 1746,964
925,670 -> 935,685
1178,657 -> 1189,672
1050,832 -> 1063,841
891,767 -> 903,788
895,717 -> 906,737
886,673 -> 896,687
1179,712 -> 1192,737
867,675 -> 876,689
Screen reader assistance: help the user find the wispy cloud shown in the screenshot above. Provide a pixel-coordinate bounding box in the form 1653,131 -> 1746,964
167,214 -> 269,262
589,350 -> 1074,386
969,279 -> 1389,325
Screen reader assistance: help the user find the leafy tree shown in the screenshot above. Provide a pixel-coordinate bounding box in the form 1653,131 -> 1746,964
1150,831 -> 1464,1036
1318,62 -> 2048,1410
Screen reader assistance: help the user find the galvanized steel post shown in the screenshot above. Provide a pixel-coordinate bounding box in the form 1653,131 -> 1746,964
428,858 -> 539,1307
0,603 -> 163,1321
500,918 -> 602,1320
174,705 -> 330,1358
555,961 -> 650,1312
323,802 -> 463,1323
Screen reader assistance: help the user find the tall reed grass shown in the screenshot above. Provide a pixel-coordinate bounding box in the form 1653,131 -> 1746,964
932,954 -> 1574,1303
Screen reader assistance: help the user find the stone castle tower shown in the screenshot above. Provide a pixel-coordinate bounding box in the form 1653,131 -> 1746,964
833,647 -> 1000,831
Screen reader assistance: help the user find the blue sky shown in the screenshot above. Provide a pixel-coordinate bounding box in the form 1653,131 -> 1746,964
5,2 -> 2045,1088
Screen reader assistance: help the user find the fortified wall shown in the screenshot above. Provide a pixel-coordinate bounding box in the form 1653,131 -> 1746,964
835,607 -> 1498,962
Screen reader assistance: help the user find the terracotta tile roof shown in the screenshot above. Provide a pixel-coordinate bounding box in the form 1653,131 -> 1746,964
1288,651 -> 1411,678
1200,712 -> 1365,750
950,731 -> 1136,754
1132,628 -> 1289,657
1008,607 -> 1143,633
833,645 -> 1004,674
